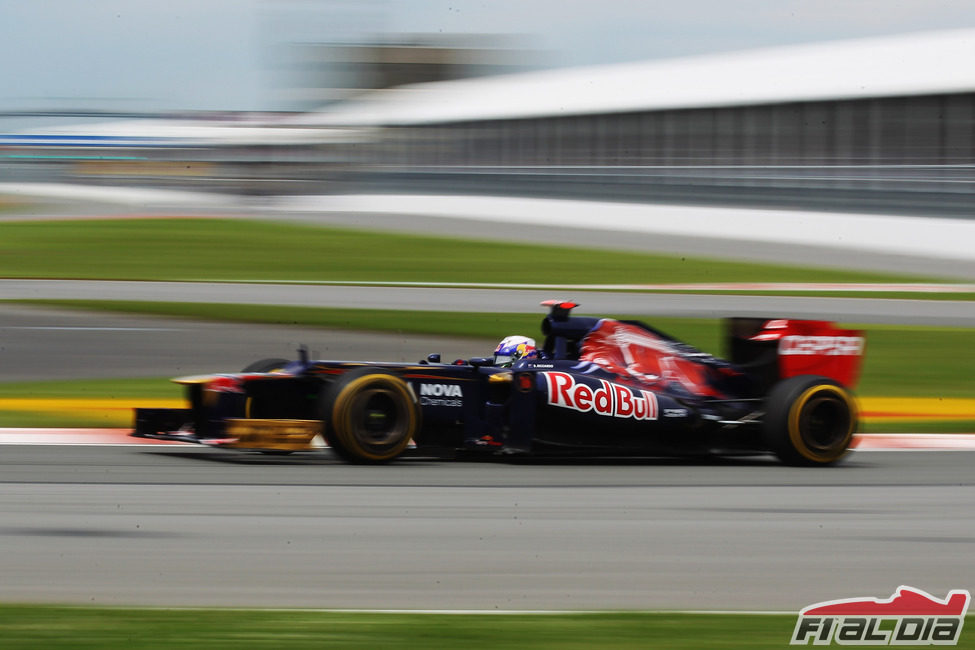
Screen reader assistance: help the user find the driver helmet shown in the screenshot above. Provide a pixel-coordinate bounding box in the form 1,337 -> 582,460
494,335 -> 538,367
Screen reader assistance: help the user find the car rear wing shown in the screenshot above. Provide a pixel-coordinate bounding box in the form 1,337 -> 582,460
726,318 -> 865,391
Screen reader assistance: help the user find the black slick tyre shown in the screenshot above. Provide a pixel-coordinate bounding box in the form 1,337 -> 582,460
319,369 -> 420,463
762,375 -> 857,466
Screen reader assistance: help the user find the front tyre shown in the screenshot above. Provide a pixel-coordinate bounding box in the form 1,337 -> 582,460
320,369 -> 420,464
762,375 -> 857,466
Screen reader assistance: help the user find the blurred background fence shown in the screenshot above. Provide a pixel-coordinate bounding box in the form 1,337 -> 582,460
3,30 -> 974,217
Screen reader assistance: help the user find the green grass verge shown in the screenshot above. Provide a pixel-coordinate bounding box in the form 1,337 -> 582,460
0,217 -> 948,284
0,377 -> 182,400
0,607 -> 846,650
857,325 -> 975,397
0,410 -> 128,428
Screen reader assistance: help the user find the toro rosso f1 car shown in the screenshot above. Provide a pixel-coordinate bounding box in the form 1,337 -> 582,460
133,301 -> 865,466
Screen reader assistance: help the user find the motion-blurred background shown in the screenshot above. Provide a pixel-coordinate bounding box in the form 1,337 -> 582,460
2,0 -> 975,217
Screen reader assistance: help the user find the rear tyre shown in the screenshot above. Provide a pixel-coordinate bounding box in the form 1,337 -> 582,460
241,358 -> 290,373
319,369 -> 420,464
762,375 -> 856,466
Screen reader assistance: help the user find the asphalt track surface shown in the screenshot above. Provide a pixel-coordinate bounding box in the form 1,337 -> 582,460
3,280 -> 975,326
1,444 -> 973,610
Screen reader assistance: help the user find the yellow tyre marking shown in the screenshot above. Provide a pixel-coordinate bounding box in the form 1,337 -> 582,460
788,384 -> 856,463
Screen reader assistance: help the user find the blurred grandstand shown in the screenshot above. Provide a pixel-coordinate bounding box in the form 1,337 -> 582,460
2,29 -> 974,216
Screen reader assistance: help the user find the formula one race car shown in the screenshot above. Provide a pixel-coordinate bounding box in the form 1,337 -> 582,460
133,301 -> 865,466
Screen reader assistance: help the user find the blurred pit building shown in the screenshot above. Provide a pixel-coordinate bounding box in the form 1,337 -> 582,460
2,29 -> 975,215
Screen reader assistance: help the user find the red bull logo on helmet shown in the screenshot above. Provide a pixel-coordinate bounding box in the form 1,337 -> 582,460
543,372 -> 658,421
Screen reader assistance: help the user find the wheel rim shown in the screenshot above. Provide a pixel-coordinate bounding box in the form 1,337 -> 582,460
348,388 -> 409,448
789,385 -> 855,461
799,395 -> 851,452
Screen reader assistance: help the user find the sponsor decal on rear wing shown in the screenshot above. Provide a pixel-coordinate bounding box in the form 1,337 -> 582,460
779,335 -> 865,357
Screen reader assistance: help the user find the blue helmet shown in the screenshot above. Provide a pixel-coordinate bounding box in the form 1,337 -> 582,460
493,335 -> 538,367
